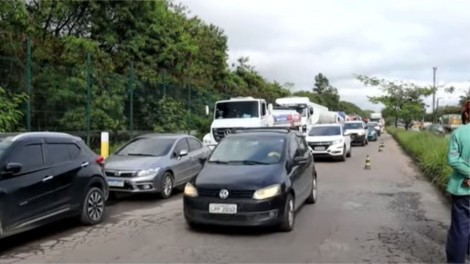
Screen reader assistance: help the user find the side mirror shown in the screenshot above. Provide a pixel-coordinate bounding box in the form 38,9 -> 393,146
2,162 -> 22,175
205,105 -> 209,116
268,103 -> 273,114
198,157 -> 207,165
309,108 -> 314,115
293,156 -> 308,165
179,149 -> 189,157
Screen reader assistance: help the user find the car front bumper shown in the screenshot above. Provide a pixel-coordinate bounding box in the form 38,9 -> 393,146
308,143 -> 345,158
183,195 -> 285,227
106,174 -> 162,193
350,134 -> 366,144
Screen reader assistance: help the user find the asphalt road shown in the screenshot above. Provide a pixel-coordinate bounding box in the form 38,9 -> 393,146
0,133 -> 451,263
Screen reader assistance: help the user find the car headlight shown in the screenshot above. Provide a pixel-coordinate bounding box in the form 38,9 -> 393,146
137,168 -> 160,177
253,184 -> 281,200
332,139 -> 343,145
184,182 -> 198,197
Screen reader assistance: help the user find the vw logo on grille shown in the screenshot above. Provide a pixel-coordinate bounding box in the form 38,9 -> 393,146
219,189 -> 229,199
114,171 -> 121,177
224,129 -> 232,136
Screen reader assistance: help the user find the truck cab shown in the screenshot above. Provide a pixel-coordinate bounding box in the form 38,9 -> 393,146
275,97 -> 329,135
202,97 -> 274,149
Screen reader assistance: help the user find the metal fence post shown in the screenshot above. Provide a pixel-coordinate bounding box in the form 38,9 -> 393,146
128,61 -> 134,138
26,36 -> 31,131
86,53 -> 92,146
187,84 -> 191,134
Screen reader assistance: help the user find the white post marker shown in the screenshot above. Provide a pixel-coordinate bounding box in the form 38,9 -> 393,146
101,132 -> 109,159
205,105 -> 210,116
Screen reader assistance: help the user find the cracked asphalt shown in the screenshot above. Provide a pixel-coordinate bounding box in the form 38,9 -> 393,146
0,133 -> 452,263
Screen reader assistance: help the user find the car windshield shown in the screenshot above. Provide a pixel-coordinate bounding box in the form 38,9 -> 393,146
208,135 -> 285,164
367,122 -> 378,127
368,126 -> 376,131
344,122 -> 363,129
115,137 -> 176,156
215,101 -> 259,118
309,126 -> 341,136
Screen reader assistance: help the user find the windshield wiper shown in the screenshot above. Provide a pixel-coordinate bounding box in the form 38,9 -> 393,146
230,160 -> 271,165
208,160 -> 229,164
127,153 -> 156,157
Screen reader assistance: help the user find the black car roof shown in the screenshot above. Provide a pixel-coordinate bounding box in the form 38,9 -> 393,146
137,133 -> 192,140
226,127 -> 300,138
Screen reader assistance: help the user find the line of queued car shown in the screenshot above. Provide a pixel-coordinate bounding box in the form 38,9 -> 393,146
0,127 -> 317,239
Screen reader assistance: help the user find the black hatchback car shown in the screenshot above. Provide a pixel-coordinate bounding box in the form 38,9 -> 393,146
0,132 -> 108,239
183,128 -> 317,232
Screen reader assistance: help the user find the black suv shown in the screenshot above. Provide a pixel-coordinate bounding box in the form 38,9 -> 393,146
183,127 -> 317,232
0,132 -> 108,239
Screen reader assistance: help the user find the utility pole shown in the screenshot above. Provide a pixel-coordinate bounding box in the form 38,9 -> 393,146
432,66 -> 437,122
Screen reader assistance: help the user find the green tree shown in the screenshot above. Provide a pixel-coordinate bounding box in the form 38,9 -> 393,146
355,75 -> 433,128
0,87 -> 26,132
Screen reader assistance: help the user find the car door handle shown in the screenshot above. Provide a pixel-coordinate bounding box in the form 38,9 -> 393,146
42,175 -> 54,182
81,162 -> 89,168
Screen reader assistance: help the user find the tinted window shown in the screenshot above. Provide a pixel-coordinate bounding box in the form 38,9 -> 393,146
67,144 -> 81,158
0,138 -> 13,160
295,136 -> 308,155
215,101 -> 260,118
10,144 -> 44,172
261,102 -> 266,116
187,138 -> 202,152
115,137 -> 175,157
174,138 -> 190,154
309,126 -> 341,136
344,122 -> 363,129
45,144 -> 71,165
209,135 -> 285,164
289,135 -> 300,158
367,122 -> 378,127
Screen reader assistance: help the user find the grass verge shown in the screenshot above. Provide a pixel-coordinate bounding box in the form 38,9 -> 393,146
386,127 -> 451,192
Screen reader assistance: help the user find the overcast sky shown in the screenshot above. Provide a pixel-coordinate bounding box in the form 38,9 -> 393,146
177,0 -> 470,112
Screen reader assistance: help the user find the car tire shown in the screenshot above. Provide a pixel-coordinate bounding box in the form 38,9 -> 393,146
279,193 -> 295,232
159,172 -> 174,199
306,176 -> 317,204
80,187 -> 106,225
346,145 -> 352,157
361,139 -> 366,146
338,146 -> 346,161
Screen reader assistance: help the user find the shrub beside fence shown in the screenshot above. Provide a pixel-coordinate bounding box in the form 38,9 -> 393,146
387,127 -> 451,191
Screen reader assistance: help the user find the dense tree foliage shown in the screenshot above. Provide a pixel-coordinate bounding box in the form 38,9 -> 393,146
356,75 -> 433,128
0,0 -> 366,138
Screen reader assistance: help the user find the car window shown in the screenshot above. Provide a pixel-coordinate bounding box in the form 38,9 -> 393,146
45,143 -> 72,165
209,135 -> 285,164
261,102 -> 266,116
115,137 -> 175,157
9,144 -> 44,172
174,138 -> 190,155
187,138 -> 202,152
67,144 -> 81,158
295,135 -> 307,156
289,134 -> 300,158
344,122 -> 363,129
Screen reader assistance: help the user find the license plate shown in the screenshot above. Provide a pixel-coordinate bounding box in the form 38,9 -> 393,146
209,203 -> 237,214
314,146 -> 326,151
107,180 -> 124,187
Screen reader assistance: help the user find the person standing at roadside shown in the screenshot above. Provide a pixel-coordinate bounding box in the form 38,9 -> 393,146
446,100 -> 470,263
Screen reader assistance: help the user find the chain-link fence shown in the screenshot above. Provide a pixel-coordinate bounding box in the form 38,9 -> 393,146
1,37 -> 233,150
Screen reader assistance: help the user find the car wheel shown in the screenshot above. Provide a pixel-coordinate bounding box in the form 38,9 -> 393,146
80,187 -> 106,225
279,194 -> 295,232
306,176 -> 317,204
361,139 -> 366,146
338,146 -> 346,161
159,172 -> 174,199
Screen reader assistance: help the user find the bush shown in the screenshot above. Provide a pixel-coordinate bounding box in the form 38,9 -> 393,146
387,127 -> 451,190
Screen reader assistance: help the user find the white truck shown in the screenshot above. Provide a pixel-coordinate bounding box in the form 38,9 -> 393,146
317,111 -> 345,125
369,112 -> 385,133
202,97 -> 274,149
274,97 -> 329,134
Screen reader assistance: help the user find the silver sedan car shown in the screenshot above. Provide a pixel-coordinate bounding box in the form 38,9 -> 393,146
104,134 -> 211,199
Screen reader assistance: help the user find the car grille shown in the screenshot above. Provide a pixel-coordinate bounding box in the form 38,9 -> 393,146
105,170 -> 136,177
212,128 -> 238,142
308,141 -> 332,148
350,133 -> 358,139
197,188 -> 255,199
